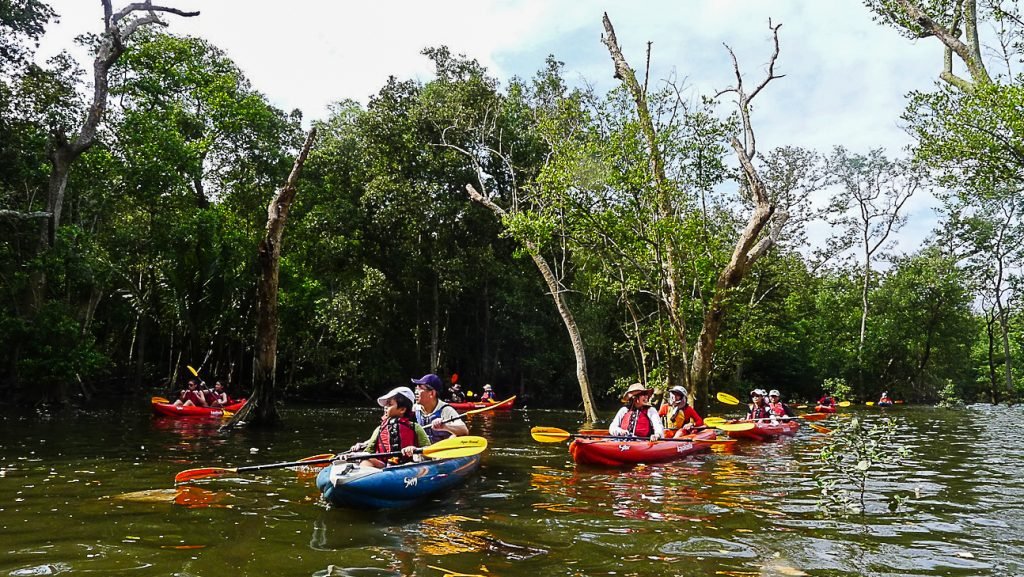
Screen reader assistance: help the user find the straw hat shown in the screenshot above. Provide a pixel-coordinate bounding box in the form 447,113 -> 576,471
621,383 -> 654,402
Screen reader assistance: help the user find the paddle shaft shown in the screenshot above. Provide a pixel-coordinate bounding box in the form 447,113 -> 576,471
440,395 -> 515,424
234,456 -> 336,473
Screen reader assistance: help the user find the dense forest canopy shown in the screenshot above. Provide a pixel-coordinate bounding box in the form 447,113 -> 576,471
1,0 -> 1021,415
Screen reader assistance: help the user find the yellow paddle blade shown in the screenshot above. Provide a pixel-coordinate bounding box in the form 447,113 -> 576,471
866,401 -> 875,406
716,392 -> 741,405
838,401 -> 851,407
692,437 -> 737,444
809,423 -> 832,434
530,426 -> 572,443
151,396 -> 170,404
220,410 -> 234,419
703,417 -> 727,427
422,435 -> 488,459
187,365 -> 199,377
715,422 -> 755,432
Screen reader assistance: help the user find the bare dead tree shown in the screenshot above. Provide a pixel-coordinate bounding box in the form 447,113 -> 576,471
222,128 -> 317,430
601,13 -> 790,405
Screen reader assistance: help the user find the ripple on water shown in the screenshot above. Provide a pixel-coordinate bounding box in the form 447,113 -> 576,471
658,536 -> 759,559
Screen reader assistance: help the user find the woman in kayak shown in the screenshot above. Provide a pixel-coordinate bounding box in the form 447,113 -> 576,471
480,384 -> 496,402
173,379 -> 208,407
609,383 -> 664,441
746,389 -> 773,420
658,385 -> 704,437
817,393 -> 836,407
878,391 -> 893,404
204,381 -> 229,408
767,389 -> 796,418
350,386 -> 431,469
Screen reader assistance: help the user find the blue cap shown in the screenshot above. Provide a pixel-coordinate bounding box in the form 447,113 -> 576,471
411,373 -> 442,391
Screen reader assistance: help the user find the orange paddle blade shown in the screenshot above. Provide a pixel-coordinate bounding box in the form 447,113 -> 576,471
151,396 -> 170,404
808,423 -> 832,434
175,467 -> 234,484
800,412 -> 828,421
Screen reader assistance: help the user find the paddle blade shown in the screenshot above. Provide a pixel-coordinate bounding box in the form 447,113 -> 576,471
800,412 -> 828,421
530,426 -> 572,443
702,417 -> 727,427
174,467 -> 234,484
422,435 -> 488,459
808,423 -> 832,434
715,422 -> 755,432
895,400 -> 905,404
152,396 -> 170,404
692,437 -> 737,444
716,392 -> 741,405
866,401 -> 875,406
187,365 -> 199,377
838,401 -> 851,407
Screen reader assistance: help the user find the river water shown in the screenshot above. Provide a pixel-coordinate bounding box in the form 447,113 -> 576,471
0,402 -> 1021,576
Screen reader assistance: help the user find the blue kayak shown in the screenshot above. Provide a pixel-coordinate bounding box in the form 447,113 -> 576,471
315,455 -> 481,509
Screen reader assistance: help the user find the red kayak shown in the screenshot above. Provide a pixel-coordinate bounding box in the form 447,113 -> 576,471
152,399 -> 246,418
447,399 -> 515,412
569,429 -> 715,467
814,404 -> 837,413
727,420 -> 800,441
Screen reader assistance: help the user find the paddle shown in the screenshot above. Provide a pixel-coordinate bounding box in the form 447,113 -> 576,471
808,423 -> 832,434
344,435 -> 487,463
837,401 -> 851,407
531,426 -> 748,444
152,396 -> 170,404
716,392 -> 741,405
174,435 -> 488,484
450,395 -> 515,419
175,453 -> 337,484
866,401 -> 875,406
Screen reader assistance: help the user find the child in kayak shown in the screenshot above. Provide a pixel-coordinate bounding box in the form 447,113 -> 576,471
480,384 -> 496,402
610,383 -> 664,441
658,385 -> 704,437
350,386 -> 431,469
746,389 -> 773,420
767,389 -> 796,418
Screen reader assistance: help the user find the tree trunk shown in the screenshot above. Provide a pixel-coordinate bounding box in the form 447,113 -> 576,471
222,129 -> 316,430
466,184 -> 599,423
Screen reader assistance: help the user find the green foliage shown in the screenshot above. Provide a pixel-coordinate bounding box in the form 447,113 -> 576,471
821,377 -> 852,400
816,416 -> 910,515
936,379 -> 965,408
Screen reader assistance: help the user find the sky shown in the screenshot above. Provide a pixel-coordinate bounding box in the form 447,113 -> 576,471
36,0 -> 948,256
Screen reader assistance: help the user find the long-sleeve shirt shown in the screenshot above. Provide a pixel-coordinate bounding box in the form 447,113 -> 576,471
608,406 -> 665,438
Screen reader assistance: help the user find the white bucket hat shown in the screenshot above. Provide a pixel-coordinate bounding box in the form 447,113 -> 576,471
377,386 -> 415,407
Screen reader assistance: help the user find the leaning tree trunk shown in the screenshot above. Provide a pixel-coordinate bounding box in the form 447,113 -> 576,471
222,129 -> 316,430
466,184 -> 599,423
601,13 -> 786,408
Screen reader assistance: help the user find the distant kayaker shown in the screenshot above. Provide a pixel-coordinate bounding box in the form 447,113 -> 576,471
204,381 -> 229,408
767,389 -> 796,418
411,373 -> 469,442
349,386 -> 430,469
609,383 -> 664,441
658,385 -> 704,437
746,389 -> 772,420
817,393 -> 836,407
879,391 -> 892,404
447,383 -> 467,403
480,384 -> 496,403
173,379 -> 208,407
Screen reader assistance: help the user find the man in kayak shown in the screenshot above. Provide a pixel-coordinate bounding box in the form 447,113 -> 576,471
350,386 -> 431,469
658,385 -> 704,437
746,389 -> 772,420
412,373 -> 469,442
609,383 -> 664,441
173,379 -> 208,407
767,389 -> 796,418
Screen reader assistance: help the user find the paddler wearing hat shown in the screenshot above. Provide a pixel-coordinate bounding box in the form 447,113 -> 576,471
608,383 -> 665,441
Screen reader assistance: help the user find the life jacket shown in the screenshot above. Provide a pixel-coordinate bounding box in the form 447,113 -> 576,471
481,391 -> 495,401
618,407 -> 653,437
748,405 -> 772,420
376,416 -> 418,463
182,389 -> 205,405
415,400 -> 453,443
769,401 -> 787,416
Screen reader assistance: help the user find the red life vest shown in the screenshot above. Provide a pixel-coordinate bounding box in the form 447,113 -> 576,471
618,407 -> 653,437
748,405 -> 772,420
376,416 -> 418,463
181,389 -> 205,405
769,401 -> 787,416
